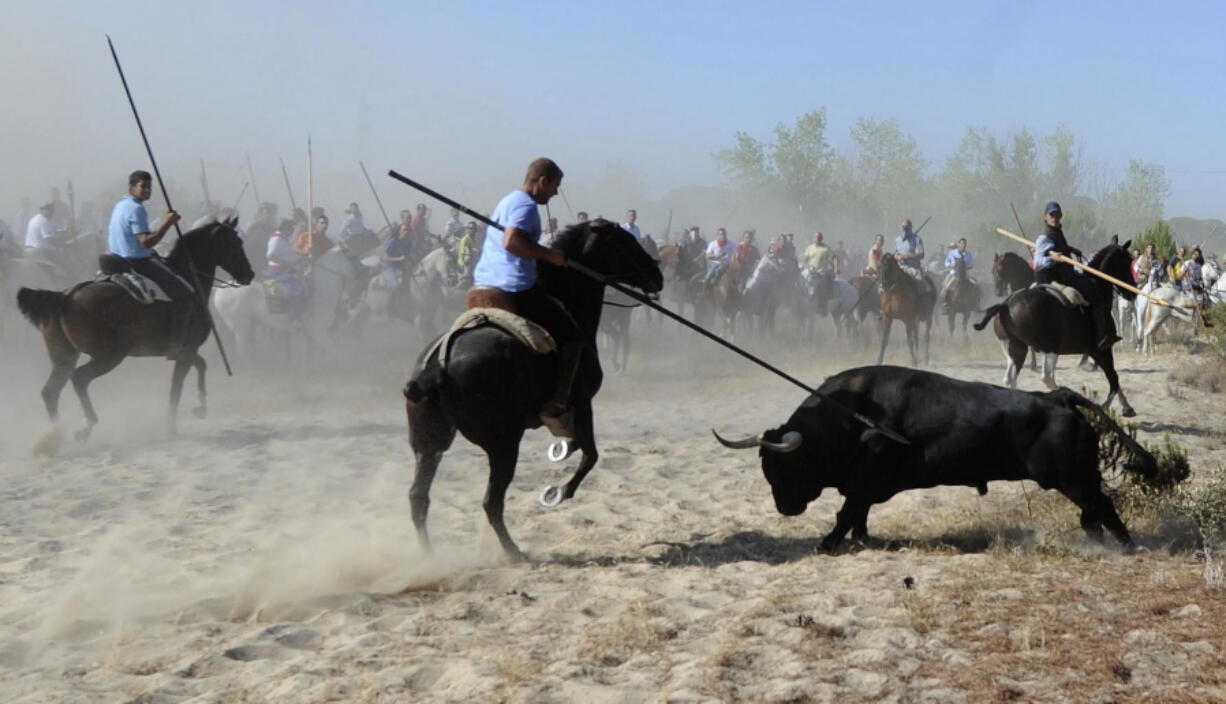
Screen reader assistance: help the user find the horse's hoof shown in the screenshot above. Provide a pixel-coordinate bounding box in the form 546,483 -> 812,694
547,440 -> 572,463
192,406 -> 207,419
538,484 -> 564,508
1121,407 -> 1137,418
73,428 -> 91,444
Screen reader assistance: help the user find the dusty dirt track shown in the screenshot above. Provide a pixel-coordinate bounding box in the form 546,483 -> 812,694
1,321 -> 1224,703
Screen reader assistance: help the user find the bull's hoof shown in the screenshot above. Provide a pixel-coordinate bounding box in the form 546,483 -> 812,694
818,536 -> 842,553
504,547 -> 530,564
192,406 -> 208,419
1121,406 -> 1137,418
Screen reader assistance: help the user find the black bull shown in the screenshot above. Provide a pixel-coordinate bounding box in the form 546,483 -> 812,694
715,366 -> 1156,551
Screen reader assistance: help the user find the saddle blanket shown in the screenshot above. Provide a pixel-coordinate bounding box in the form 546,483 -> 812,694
94,272 -> 188,304
1033,282 -> 1088,307
425,307 -> 557,367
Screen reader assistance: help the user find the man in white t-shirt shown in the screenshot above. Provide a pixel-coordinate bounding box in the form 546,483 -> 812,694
24,203 -> 71,273
621,209 -> 641,241
703,227 -> 734,283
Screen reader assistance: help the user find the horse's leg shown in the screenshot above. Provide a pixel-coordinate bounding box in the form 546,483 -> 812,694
560,401 -> 599,502
191,353 -> 208,418
484,441 -> 527,562
905,319 -> 920,367
1041,353 -> 1059,390
167,356 -> 194,435
1000,337 -> 1025,387
70,353 -> 124,443
1090,348 -> 1134,417
40,324 -> 79,422
876,315 -> 893,365
406,396 -> 457,555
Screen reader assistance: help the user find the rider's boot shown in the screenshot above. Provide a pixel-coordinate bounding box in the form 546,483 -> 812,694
541,342 -> 583,422
1093,302 -> 1121,350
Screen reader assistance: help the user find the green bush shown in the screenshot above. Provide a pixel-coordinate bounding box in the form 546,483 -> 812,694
1132,221 -> 1179,259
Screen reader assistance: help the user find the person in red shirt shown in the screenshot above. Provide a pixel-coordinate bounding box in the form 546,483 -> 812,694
294,214 -> 335,259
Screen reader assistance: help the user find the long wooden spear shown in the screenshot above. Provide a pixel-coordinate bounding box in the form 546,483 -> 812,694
995,227 -> 1189,310
106,35 -> 233,375
359,160 -> 394,235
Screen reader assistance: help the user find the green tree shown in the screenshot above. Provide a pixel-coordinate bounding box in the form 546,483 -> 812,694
714,109 -> 834,228
1101,160 -> 1170,237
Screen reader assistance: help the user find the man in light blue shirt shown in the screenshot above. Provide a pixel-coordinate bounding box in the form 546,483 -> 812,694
893,218 -> 925,274
472,157 -> 581,418
940,237 -> 975,309
108,169 -> 195,358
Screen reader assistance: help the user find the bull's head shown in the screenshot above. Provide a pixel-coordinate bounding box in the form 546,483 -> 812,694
713,426 -> 822,516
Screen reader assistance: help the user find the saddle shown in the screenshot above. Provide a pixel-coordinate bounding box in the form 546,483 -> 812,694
425,306 -> 557,369
1033,282 -> 1088,308
94,254 -> 191,305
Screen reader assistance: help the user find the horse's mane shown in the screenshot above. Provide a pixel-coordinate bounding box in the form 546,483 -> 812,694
549,220 -> 600,256
1000,251 -> 1028,264
1089,242 -> 1123,270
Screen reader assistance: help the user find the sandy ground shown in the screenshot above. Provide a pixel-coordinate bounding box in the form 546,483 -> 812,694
1,313 -> 1225,703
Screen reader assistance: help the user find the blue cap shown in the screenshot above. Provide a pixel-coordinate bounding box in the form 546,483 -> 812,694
1044,201 -> 1062,215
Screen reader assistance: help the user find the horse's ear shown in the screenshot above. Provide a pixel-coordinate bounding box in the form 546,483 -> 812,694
1122,239 -> 1131,250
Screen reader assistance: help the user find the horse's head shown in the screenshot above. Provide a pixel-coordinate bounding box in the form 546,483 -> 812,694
554,219 -> 663,295
1089,239 -> 1135,301
992,253 -> 1008,296
878,252 -> 902,288
213,217 -> 256,285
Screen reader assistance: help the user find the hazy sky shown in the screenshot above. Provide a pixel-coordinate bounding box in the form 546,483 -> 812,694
5,0 -> 1226,224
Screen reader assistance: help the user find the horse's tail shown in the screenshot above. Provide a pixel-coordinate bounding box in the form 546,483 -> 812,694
972,303 -> 1006,331
16,287 -> 68,329
1049,387 -> 1166,488
404,338 -> 446,404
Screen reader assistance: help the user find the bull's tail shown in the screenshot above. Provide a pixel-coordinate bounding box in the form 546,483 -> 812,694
972,303 -> 1006,332
1051,387 -> 1163,487
16,288 -> 68,329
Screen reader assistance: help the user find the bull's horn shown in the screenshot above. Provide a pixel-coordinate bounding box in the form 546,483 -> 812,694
761,431 -> 803,453
712,429 -> 762,449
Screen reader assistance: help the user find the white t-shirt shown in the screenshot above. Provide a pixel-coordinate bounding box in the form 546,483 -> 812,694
25,213 -> 56,248
621,222 -> 642,241
266,233 -> 300,269
706,239 -> 733,264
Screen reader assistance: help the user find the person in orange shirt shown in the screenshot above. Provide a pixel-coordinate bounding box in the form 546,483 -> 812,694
294,214 -> 335,259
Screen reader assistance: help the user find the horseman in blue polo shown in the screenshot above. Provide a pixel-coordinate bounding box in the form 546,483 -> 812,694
107,170 -> 196,358
471,157 -> 583,419
894,218 -> 925,276
1032,200 -> 1118,350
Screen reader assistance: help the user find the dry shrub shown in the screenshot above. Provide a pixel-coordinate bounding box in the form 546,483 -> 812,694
1169,355 -> 1226,394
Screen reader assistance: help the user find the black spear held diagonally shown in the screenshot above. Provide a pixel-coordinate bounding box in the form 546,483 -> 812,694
385,169 -> 911,446
280,157 -> 298,213
359,161 -> 395,236
246,151 -> 261,208
106,35 -> 233,376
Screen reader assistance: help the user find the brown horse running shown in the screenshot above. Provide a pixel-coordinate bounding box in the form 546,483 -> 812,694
943,255 -> 983,340
876,255 -> 936,365
16,219 -> 254,443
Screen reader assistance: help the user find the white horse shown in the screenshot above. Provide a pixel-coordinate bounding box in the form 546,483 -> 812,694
1134,282 -> 1197,355
213,249 -> 360,364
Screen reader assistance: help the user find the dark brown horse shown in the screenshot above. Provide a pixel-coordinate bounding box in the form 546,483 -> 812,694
943,256 -> 983,340
974,241 -> 1137,416
16,219 -> 254,444
404,220 -> 663,561
876,255 -> 936,365
992,251 -> 1033,297
847,275 -> 881,347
